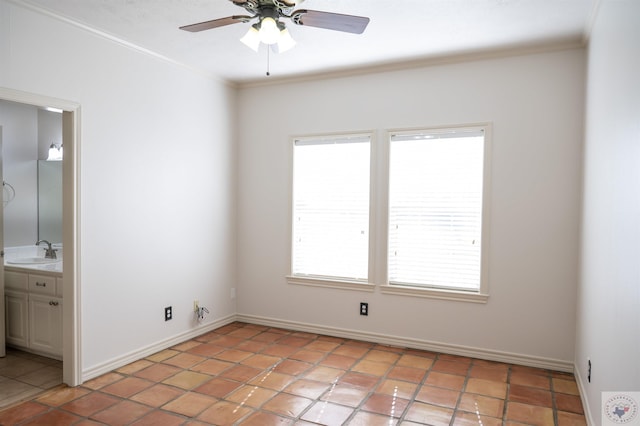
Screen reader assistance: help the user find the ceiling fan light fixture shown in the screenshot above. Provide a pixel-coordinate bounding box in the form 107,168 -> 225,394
258,17 -> 280,44
240,25 -> 261,51
277,28 -> 296,53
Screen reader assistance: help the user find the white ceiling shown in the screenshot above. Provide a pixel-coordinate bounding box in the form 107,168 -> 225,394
17,0 -> 597,83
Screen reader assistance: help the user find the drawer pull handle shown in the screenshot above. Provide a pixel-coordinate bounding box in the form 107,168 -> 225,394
36,282 -> 47,287
49,301 -> 59,306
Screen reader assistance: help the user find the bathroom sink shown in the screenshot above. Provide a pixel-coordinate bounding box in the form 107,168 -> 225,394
7,257 -> 61,264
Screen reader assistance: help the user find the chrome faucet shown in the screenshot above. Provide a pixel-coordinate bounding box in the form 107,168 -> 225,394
36,239 -> 57,259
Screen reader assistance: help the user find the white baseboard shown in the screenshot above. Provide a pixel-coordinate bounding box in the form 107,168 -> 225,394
236,314 -> 575,373
81,312 -> 575,384
573,362 -> 595,425
81,314 -> 236,382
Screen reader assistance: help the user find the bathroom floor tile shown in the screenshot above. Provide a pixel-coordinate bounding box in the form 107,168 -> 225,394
0,322 -> 587,426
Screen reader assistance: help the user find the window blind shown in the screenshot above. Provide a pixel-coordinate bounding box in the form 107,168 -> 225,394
292,135 -> 371,280
388,129 -> 485,291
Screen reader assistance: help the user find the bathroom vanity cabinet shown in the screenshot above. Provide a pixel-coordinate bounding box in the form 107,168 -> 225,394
4,269 -> 63,359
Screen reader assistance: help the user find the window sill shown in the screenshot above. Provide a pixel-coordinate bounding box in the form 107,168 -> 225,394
286,275 -> 376,292
380,284 -> 489,304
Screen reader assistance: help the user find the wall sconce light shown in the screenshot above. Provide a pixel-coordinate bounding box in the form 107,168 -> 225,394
47,143 -> 63,161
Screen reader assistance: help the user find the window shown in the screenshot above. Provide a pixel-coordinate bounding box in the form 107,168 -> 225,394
387,126 -> 489,295
289,133 -> 372,285
288,125 -> 490,301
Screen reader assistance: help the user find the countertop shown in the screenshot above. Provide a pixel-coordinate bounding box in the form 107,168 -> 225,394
4,245 -> 63,275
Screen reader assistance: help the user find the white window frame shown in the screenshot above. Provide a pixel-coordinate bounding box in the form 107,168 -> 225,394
286,131 -> 376,293
286,124 -> 491,303
380,124 -> 491,303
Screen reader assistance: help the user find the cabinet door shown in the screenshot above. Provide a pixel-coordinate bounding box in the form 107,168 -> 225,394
28,294 -> 63,356
5,291 -> 29,348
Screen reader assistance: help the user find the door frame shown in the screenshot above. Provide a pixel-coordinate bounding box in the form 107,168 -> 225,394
1,125 -> 5,358
0,87 -> 81,386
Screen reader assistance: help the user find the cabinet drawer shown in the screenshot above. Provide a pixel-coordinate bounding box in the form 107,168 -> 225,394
28,274 -> 57,296
5,271 -> 28,290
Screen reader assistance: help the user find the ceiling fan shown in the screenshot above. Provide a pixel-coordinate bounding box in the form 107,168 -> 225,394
179,0 -> 370,53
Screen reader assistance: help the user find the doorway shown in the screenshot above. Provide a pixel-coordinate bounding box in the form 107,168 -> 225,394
0,88 -> 80,395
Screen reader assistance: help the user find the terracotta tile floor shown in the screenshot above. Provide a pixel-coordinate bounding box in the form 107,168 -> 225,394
0,322 -> 587,425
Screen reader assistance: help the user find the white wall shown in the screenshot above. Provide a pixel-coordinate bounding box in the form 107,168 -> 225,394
0,100 -> 38,246
576,0 -> 640,423
237,49 -> 585,365
1,1 -> 237,376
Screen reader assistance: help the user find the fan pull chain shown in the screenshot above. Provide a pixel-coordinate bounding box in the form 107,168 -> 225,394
266,47 -> 270,76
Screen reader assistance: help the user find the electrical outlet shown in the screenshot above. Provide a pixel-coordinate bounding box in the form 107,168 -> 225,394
164,306 -> 172,321
360,302 -> 368,316
588,359 -> 591,383
193,300 -> 199,313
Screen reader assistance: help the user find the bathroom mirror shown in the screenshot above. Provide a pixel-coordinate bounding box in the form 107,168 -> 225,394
38,160 -> 62,244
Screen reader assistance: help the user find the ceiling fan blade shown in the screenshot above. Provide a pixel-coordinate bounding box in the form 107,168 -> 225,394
180,15 -> 252,32
291,10 -> 369,34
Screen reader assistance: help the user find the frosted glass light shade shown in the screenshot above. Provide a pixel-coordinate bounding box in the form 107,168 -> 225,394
277,28 -> 296,53
240,26 -> 261,51
47,144 -> 63,161
259,17 -> 280,44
